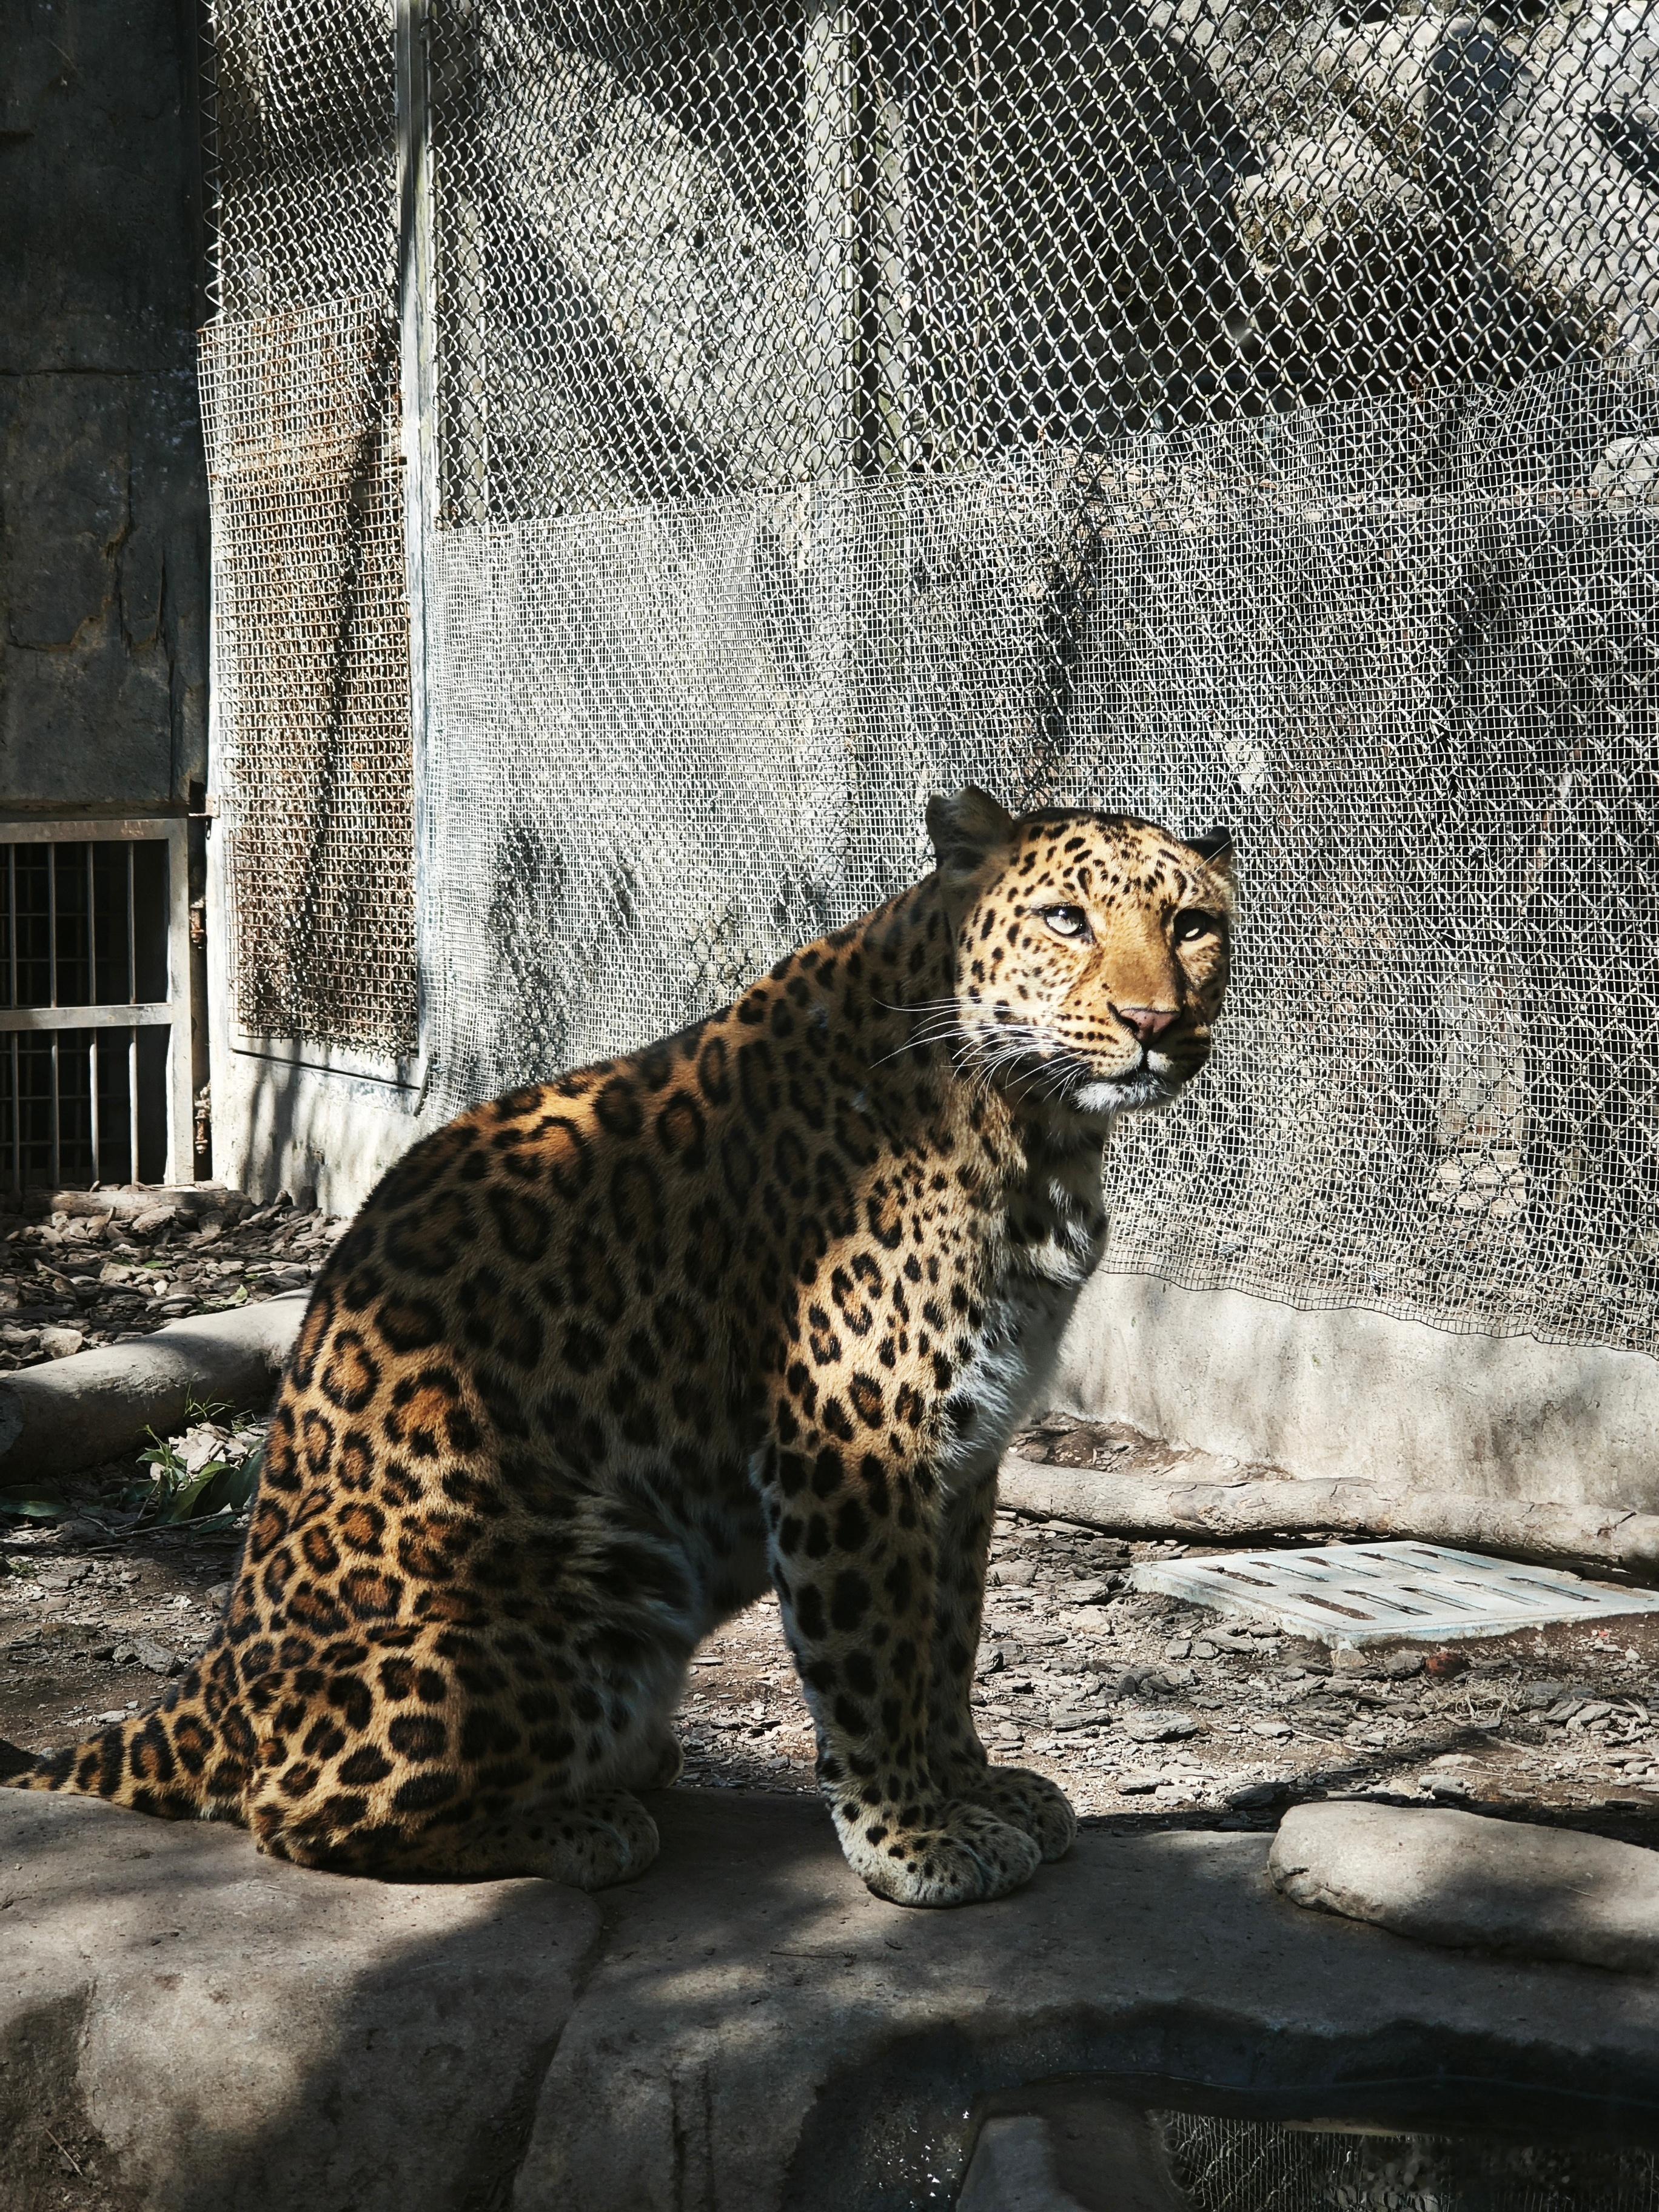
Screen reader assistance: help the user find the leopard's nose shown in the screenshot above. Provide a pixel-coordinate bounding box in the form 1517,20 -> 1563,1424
1114,1004 -> 1179,1045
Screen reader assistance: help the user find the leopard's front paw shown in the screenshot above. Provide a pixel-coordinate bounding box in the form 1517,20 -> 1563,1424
945,1762 -> 1076,1862
833,1798 -> 1042,1908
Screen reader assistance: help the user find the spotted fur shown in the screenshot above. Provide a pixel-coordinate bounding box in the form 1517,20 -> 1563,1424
4,791 -> 1234,1908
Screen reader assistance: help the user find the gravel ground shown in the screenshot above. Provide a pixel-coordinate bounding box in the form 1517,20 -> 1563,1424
2,1207 -> 1655,1847
7,1404 -> 1659,1846
0,1186 -> 342,1368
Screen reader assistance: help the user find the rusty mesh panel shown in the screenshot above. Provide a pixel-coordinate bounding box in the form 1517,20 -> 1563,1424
201,300 -> 417,1054
199,0 -> 417,1056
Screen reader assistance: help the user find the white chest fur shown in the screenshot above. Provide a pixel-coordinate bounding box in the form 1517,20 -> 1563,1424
940,1141 -> 1107,1486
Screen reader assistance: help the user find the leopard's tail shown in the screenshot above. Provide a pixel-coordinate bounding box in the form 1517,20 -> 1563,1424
0,1670 -> 236,1820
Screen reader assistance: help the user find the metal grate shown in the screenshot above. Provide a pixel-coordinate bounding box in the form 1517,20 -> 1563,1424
1132,1540 -> 1659,1646
0,830 -> 191,1190
201,1 -> 1659,1353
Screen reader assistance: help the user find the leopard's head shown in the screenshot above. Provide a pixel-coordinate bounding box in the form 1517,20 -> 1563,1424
925,785 -> 1235,1121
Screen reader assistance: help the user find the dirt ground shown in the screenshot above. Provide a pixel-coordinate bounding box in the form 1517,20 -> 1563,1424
7,1375 -> 1659,1846
0,1186 -> 340,1370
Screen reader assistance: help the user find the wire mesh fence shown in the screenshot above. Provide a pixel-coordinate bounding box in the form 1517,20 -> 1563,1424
199,0 -> 1659,1353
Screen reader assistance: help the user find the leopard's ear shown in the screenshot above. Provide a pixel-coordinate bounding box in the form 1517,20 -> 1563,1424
1185,825 -> 1236,883
927,786 -> 1015,878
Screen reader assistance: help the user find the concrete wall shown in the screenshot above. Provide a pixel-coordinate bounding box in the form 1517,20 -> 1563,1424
1054,1270 -> 1659,1517
206,1047 -> 428,1218
1,0 -> 207,813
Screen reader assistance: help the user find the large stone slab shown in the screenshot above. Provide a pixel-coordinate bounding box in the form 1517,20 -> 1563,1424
515,1792 -> 1659,2212
1270,1800 -> 1659,1974
1,1790 -> 600,2210
8,1787 -> 1659,2210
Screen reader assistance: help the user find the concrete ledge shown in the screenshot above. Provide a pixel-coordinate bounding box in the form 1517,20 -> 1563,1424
1270,1801 -> 1659,1976
1056,1271 -> 1659,1515
998,1451 -> 1659,1574
12,1788 -> 1655,2208
1,1789 -> 599,2211
0,1293 -> 307,1480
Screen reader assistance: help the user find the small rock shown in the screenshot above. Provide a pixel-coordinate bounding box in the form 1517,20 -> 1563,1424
131,1638 -> 181,1676
1164,1637 -> 1192,1660
994,1560 -> 1037,1589
1228,1781 -> 1282,1808
177,1423 -> 233,1475
95,1710 -> 127,1726
1121,1709 -> 1199,1744
39,1325 -> 86,1359
130,1204 -> 179,1239
1565,1700 -> 1614,1730
1117,1773 -> 1163,1795
1381,1652 -> 1424,1679
1057,1579 -> 1113,1607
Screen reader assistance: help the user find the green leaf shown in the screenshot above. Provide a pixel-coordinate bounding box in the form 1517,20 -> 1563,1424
0,1486 -> 70,1520
164,1464 -> 228,1524
203,1444 -> 262,1514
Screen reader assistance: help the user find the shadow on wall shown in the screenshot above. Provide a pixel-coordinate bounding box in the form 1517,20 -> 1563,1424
221,1047 -> 434,1213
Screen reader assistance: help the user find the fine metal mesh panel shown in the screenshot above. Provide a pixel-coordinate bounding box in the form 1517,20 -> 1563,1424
200,0 -> 417,1057
1157,2114 -> 1659,2212
203,0 -> 1659,1352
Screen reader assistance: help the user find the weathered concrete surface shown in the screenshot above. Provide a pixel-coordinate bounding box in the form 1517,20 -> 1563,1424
1,1790 -> 600,2211
957,2096 -> 1187,2212
1271,1801 -> 1659,1976
1055,1269 -> 1659,1516
1,0 -> 207,810
8,1786 -> 1659,2209
513,1793 -> 1659,2212
0,1292 -> 305,1479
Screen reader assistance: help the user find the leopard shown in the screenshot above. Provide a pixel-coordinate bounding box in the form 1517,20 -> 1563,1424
2,788 -> 1234,1909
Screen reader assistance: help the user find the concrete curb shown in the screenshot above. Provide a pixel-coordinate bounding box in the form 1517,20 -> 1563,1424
0,1293 -> 308,1480
999,1450 -> 1659,1575
1270,1800 -> 1659,1974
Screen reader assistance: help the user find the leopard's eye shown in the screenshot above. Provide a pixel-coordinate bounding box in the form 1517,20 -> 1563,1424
1038,904 -> 1091,942
1173,910 -> 1219,945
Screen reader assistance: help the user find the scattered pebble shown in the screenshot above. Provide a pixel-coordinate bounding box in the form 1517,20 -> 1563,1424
0,1188 -> 337,1370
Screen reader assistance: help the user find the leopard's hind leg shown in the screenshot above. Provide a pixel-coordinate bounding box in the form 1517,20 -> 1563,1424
255,1785 -> 662,1888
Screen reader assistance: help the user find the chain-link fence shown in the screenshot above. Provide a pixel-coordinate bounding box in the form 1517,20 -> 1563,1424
199,0 -> 1659,1354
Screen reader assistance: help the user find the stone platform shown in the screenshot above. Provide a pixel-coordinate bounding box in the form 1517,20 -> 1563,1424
7,1788 -> 1659,2210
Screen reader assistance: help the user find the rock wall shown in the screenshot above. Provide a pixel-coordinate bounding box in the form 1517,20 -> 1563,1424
0,0 -> 207,814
